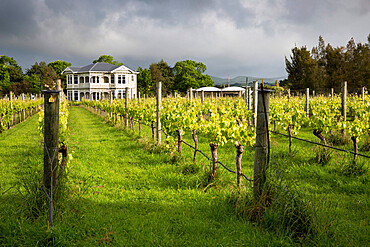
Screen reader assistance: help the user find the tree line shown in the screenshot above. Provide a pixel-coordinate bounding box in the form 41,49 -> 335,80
0,56 -> 71,96
137,59 -> 213,96
284,35 -> 370,92
0,54 -> 213,96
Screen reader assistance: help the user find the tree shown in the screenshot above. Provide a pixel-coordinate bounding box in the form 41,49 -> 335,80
173,60 -> 213,93
26,62 -> 59,93
286,36 -> 370,92
324,44 -> 346,91
149,60 -> 175,95
0,55 -> 23,94
137,67 -> 153,96
93,55 -> 123,66
48,60 -> 72,89
48,60 -> 71,75
21,74 -> 42,94
311,36 -> 328,88
285,46 -> 317,90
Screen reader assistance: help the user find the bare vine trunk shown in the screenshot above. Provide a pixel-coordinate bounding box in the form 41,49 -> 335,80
131,118 -> 134,131
138,119 -> 142,135
288,125 -> 293,153
235,144 -> 244,187
210,143 -> 218,179
151,121 -> 155,141
351,136 -> 358,163
192,129 -> 198,163
313,129 -> 327,145
176,129 -> 182,155
58,143 -> 68,179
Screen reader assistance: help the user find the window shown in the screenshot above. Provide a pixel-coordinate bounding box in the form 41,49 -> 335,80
67,75 -> 72,84
118,90 -> 122,99
104,77 -> 109,83
117,75 -> 126,84
74,91 -> 78,101
85,76 -> 89,83
67,91 -> 72,101
80,77 -> 84,83
74,75 -> 78,84
132,75 -> 134,81
111,74 -> 115,84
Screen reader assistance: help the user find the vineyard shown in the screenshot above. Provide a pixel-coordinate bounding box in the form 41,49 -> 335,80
0,88 -> 369,246
0,96 -> 43,132
81,90 -> 370,165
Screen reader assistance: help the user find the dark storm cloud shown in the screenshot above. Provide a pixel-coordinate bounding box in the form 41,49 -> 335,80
0,0 -> 369,77
0,0 -> 38,37
41,0 -> 255,29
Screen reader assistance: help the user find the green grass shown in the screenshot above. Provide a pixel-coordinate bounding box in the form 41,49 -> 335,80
1,107 -> 291,246
124,108 -> 369,246
1,106 -> 368,246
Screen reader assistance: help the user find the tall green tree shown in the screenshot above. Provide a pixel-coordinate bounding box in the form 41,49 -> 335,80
286,36 -> 370,92
311,36 -> 328,88
324,44 -> 346,91
93,55 -> 123,66
0,55 -> 23,94
22,74 -> 42,95
173,60 -> 213,93
285,46 -> 317,90
48,60 -> 71,75
48,60 -> 72,89
26,62 -> 58,92
149,60 -> 175,95
137,67 -> 153,96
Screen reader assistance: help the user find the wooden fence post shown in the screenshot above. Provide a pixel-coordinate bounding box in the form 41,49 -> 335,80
253,88 -> 271,199
244,77 -> 248,102
306,88 -> 310,117
189,88 -> 193,102
331,88 -> 334,99
362,87 -> 365,104
201,90 -> 205,104
42,91 -> 59,187
341,81 -> 347,122
253,80 -> 258,126
156,81 -> 162,144
42,90 -> 60,228
125,88 -> 129,128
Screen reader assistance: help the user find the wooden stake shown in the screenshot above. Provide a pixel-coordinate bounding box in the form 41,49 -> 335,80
156,81 -> 162,144
253,89 -> 271,199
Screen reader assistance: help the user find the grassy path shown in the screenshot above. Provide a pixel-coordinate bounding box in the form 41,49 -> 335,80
0,107 -> 286,246
59,106 -> 285,246
0,113 -> 46,246
0,113 -> 43,194
1,106 -> 367,246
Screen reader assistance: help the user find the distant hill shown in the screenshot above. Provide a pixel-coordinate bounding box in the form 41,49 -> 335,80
210,75 -> 287,87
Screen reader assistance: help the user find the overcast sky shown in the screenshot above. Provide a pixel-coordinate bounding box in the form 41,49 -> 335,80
1,0 -> 369,78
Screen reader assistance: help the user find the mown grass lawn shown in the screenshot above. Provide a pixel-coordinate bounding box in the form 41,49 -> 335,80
1,107 -> 291,246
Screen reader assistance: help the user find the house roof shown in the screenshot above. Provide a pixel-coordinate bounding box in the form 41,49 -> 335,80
195,87 -> 221,92
62,62 -> 138,74
221,86 -> 245,92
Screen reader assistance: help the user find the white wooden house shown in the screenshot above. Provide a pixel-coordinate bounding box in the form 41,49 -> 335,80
62,62 -> 138,101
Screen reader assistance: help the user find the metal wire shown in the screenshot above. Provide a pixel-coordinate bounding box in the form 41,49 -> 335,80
270,130 -> 370,159
126,113 -> 254,181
